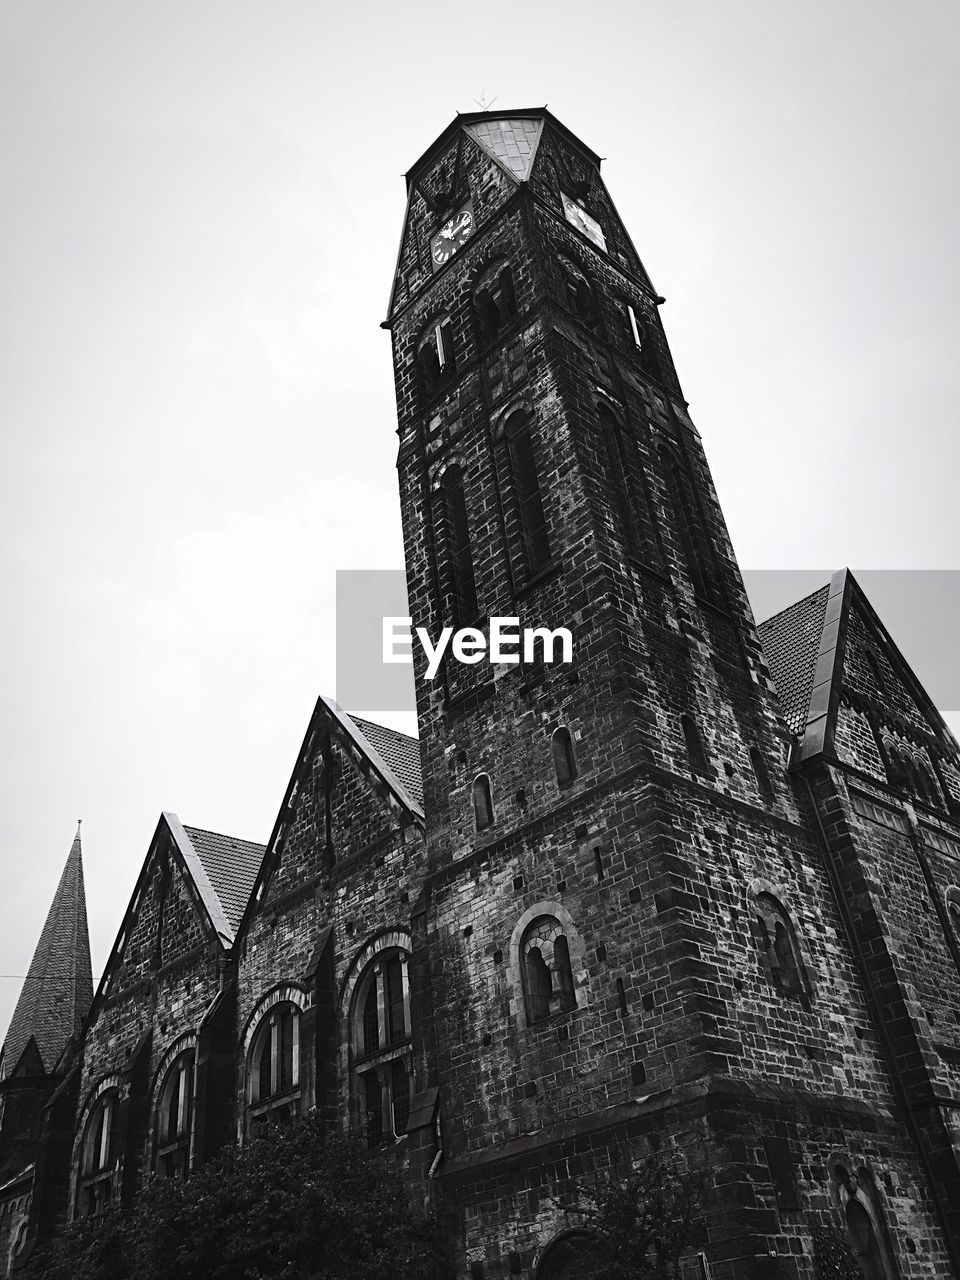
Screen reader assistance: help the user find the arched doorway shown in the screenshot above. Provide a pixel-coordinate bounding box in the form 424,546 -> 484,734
537,1231 -> 603,1280
845,1199 -> 891,1280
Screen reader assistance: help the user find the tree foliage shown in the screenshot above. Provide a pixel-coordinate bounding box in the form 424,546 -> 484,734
813,1227 -> 865,1280
22,1117 -> 441,1280
569,1149 -> 700,1280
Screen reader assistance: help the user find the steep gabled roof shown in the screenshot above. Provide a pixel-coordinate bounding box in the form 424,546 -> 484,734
0,827 -> 93,1080
758,582 -> 831,736
759,569 -> 958,765
160,815 -> 266,947
350,716 -> 423,809
181,825 -> 266,936
321,699 -> 423,821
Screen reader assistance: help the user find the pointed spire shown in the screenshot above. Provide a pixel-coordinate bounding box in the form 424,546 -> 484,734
0,825 -> 93,1080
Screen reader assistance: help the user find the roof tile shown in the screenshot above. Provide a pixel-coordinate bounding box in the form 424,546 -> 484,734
350,716 -> 423,808
182,826 -> 266,934
758,585 -> 831,736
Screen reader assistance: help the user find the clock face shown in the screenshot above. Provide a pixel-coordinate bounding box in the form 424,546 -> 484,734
431,204 -> 475,268
561,192 -> 607,252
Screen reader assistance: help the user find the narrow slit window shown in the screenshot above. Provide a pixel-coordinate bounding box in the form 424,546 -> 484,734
750,747 -> 774,800
552,727 -> 577,785
681,715 -> 709,774
616,977 -> 628,1016
474,266 -> 518,347
504,416 -> 550,573
473,774 -> 494,830
666,463 -> 712,600
418,318 -> 456,399
598,406 -> 638,550
626,302 -> 642,348
439,465 -> 478,624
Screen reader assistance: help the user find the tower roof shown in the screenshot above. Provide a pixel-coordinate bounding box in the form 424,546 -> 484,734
404,107 -> 601,191
0,826 -> 93,1079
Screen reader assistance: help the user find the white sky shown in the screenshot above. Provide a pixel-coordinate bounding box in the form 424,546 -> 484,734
2,0 -> 959,1047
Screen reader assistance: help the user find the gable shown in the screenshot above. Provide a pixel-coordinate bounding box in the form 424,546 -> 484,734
7,1037 -> 44,1080
98,843 -> 205,1002
758,570 -> 959,780
840,595 -> 944,741
241,698 -> 423,928
93,815 -> 264,1012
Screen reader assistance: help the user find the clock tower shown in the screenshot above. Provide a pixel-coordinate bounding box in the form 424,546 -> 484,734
383,111 -> 948,1278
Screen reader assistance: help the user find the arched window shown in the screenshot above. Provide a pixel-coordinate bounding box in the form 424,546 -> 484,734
885,745 -> 911,793
665,460 -> 714,602
537,1230 -> 603,1280
472,774 -> 494,831
560,259 -> 601,332
78,1089 -> 118,1217
623,302 -> 662,380
681,715 -> 709,775
551,727 -> 578,786
438,464 -> 478,625
499,412 -> 551,577
946,894 -> 960,943
596,404 -> 638,552
754,894 -> 808,998
474,264 -> 518,347
915,760 -> 941,808
248,1002 -> 300,1130
154,1050 -> 194,1178
885,742 -> 941,808
750,747 -> 774,800
520,917 -> 576,1025
351,948 -> 412,1146
417,318 -> 456,399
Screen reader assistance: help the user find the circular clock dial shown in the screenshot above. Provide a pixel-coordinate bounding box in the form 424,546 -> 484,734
432,206 -> 474,266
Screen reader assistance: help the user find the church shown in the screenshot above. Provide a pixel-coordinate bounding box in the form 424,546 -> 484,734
2,108 -> 959,1280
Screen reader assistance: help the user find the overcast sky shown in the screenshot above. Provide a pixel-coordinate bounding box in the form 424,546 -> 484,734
2,0 -> 958,1048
